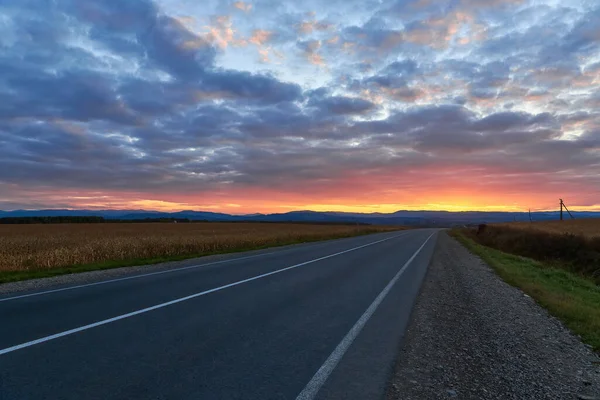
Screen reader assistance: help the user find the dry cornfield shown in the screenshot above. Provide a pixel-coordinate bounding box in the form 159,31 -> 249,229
0,222 -> 398,272
497,218 -> 600,238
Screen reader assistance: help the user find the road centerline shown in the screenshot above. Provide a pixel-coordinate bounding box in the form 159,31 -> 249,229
0,232 -> 411,356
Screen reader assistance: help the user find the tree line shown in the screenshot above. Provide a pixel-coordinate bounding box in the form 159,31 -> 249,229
0,217 -> 195,224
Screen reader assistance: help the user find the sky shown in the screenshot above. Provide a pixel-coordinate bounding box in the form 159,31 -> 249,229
1,0 -> 599,213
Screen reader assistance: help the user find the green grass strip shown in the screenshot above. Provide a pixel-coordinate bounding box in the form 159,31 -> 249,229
450,229 -> 600,353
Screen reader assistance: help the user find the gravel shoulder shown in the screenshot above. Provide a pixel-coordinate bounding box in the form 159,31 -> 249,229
387,232 -> 600,400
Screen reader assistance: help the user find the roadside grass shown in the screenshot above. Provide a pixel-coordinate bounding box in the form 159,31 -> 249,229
474,224 -> 600,284
0,224 -> 402,283
451,229 -> 600,353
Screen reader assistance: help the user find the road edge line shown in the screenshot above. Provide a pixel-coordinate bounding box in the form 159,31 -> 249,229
295,231 -> 437,400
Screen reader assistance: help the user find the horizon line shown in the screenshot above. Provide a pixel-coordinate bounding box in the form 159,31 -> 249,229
2,208 -> 600,215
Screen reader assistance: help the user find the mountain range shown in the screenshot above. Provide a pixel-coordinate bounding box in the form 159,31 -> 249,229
1,209 -> 599,226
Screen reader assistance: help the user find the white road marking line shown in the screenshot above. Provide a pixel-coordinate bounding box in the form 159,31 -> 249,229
295,232 -> 437,400
0,232 -> 411,356
0,232 -> 405,303
0,253 -> 272,303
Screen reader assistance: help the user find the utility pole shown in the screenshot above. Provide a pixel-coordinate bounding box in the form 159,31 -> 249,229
560,199 -> 563,221
529,208 -> 532,222
559,198 -> 575,220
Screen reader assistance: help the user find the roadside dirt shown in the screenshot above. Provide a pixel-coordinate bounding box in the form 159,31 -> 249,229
387,232 -> 600,399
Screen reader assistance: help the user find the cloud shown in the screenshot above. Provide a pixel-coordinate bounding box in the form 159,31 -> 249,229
308,92 -> 377,115
346,59 -> 428,102
342,25 -> 404,53
200,70 -> 302,103
563,6 -> 600,50
459,0 -> 525,9
1,0 -> 599,212
203,15 -> 247,49
298,40 -> 326,65
297,19 -> 333,34
233,1 -> 253,12
248,29 -> 273,45
403,11 -> 487,49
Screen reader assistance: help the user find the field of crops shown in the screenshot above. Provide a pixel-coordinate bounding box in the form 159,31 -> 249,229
0,222 -> 398,273
498,218 -> 600,238
462,218 -> 600,284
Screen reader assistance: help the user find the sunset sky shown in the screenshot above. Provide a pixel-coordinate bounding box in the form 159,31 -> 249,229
1,0 -> 599,213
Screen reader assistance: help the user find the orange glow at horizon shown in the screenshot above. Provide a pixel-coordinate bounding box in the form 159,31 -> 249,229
27,191 -> 600,214
5,174 -> 600,214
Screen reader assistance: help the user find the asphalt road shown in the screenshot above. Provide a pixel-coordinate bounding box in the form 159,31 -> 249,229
0,229 -> 438,400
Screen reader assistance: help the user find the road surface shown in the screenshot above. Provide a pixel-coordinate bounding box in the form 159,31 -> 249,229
0,229 -> 438,399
